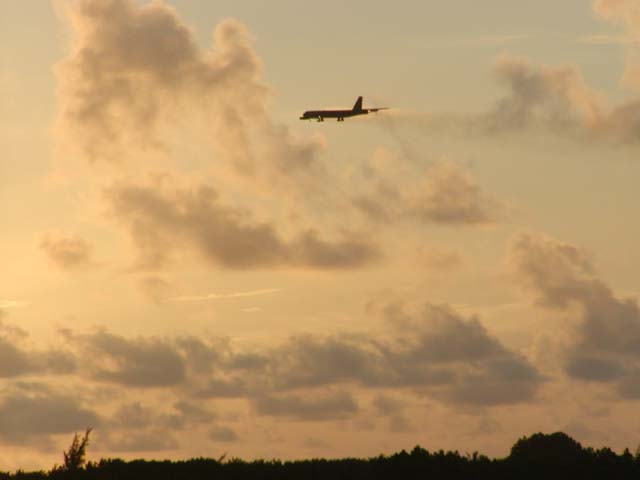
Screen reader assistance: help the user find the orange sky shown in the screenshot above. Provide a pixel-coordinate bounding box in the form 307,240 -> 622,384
2,0 -> 640,470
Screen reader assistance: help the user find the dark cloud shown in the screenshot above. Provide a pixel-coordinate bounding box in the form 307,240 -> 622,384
209,426 -> 239,443
238,303 -> 543,406
0,391 -> 99,444
83,331 -> 186,387
175,336 -> 225,374
112,400 -> 215,431
112,402 -> 155,430
384,304 -> 543,405
252,391 -> 359,421
197,377 -> 248,398
510,232 -> 640,397
106,178 -> 379,270
168,400 -> 216,429
372,395 -> 411,432
443,356 -> 542,406
0,303 -> 541,427
40,233 -> 93,270
269,334 -> 383,390
372,395 -> 405,416
565,354 -> 624,382
0,338 -> 34,377
0,317 -> 76,378
399,305 -> 508,363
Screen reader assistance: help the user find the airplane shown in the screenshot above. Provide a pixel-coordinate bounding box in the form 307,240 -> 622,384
299,96 -> 388,122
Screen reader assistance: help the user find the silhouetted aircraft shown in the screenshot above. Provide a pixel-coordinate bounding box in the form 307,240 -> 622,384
300,96 -> 388,122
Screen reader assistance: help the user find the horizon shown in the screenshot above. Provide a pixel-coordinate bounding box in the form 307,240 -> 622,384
3,0 -> 640,471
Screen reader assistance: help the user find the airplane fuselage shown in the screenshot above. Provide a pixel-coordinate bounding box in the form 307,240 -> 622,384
300,96 -> 387,122
300,109 -> 370,122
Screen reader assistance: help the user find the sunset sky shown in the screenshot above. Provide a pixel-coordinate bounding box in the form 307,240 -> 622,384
3,0 -> 640,470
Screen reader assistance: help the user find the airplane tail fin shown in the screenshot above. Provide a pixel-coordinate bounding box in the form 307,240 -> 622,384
352,96 -> 363,112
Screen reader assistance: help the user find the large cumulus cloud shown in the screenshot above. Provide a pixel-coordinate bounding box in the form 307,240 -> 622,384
395,47 -> 640,144
0,316 -> 75,378
105,176 -> 380,270
510,231 -> 640,398
352,155 -> 507,227
55,0 -> 323,178
0,302 -> 542,409
56,303 -> 542,408
0,385 -> 100,446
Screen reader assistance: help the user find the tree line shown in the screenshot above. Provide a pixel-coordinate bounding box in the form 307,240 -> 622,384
2,431 -> 640,479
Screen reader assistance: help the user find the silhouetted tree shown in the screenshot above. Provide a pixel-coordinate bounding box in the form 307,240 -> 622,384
58,428 -> 92,473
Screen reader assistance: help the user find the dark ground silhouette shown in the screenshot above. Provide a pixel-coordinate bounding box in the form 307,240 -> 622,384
3,432 -> 639,479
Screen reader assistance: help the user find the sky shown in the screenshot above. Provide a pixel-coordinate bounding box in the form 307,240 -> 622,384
2,0 -> 640,470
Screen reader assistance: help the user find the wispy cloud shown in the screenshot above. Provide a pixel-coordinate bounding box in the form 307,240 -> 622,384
168,289 -> 280,303
0,300 -> 28,309
415,34 -> 529,49
579,34 -> 640,45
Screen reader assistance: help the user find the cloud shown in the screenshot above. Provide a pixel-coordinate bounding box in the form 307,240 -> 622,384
104,430 -> 179,452
252,391 -> 359,421
372,394 -> 405,415
0,390 -> 100,445
418,34 -> 530,49
391,48 -> 640,144
510,232 -> 640,397
112,402 -> 156,430
40,233 -> 93,270
372,395 -> 412,432
182,302 -> 542,408
579,34 -> 640,45
484,55 -> 603,134
209,426 -> 239,443
196,377 -> 248,398
80,331 -> 187,387
97,399 -> 218,453
0,316 -> 76,378
594,0 -> 640,90
243,303 -> 543,406
353,156 -> 507,227
0,304 -> 542,433
484,18 -> 640,143
169,288 -> 280,303
55,0 -> 324,179
106,177 -> 379,270
111,400 -> 215,431
0,339 -> 39,378
410,160 -> 506,225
